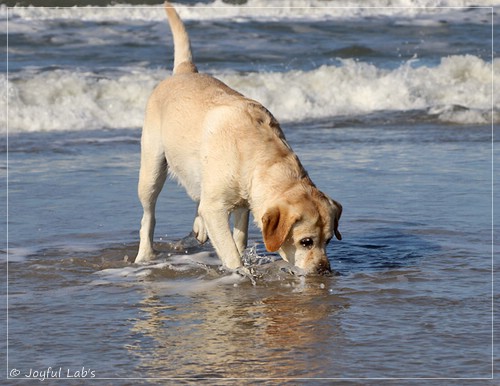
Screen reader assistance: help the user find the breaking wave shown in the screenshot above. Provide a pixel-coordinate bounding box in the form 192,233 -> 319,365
4,55 -> 497,133
3,0 -> 494,23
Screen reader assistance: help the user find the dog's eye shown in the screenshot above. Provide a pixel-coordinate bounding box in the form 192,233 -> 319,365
300,238 -> 314,249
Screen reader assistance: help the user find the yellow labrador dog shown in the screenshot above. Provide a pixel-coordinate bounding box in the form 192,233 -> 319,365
135,3 -> 342,274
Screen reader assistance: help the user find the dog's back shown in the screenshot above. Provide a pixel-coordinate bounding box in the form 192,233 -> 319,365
148,3 -> 292,201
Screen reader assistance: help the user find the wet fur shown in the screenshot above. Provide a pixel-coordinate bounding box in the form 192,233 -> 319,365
135,2 -> 342,274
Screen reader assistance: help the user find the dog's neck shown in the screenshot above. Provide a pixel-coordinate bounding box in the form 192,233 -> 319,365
237,101 -> 313,227
249,148 -> 312,226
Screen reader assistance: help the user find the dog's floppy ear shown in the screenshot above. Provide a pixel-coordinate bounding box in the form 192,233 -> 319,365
262,206 -> 299,252
332,199 -> 342,241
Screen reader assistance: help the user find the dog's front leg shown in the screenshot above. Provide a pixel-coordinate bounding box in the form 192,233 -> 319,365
192,203 -> 208,244
198,202 -> 242,270
232,207 -> 249,255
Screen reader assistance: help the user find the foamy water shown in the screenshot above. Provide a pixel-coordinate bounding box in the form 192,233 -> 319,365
5,55 -> 498,133
3,0 -> 496,22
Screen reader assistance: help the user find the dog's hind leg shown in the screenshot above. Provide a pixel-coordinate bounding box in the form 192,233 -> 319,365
232,207 -> 249,255
136,141 -> 168,263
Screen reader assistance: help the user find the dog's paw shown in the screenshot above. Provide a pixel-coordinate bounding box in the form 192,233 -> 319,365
134,254 -> 156,264
192,216 -> 208,244
134,248 -> 159,264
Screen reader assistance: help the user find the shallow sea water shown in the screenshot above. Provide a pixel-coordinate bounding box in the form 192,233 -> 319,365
4,119 -> 497,383
2,1 -> 499,384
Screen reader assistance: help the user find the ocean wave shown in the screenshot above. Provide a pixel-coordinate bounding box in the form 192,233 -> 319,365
4,55 -> 497,133
3,0 -> 495,24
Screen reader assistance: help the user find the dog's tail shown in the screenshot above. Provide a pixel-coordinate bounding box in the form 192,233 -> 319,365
164,2 -> 198,75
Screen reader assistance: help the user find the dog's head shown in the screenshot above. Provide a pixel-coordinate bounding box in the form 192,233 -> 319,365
261,187 -> 342,275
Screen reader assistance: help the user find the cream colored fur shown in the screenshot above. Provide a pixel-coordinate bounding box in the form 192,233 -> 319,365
135,2 -> 342,274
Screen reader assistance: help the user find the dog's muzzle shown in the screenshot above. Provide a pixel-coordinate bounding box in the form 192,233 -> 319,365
316,259 -> 332,275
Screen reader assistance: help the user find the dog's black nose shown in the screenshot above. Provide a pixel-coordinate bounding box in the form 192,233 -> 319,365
316,259 -> 332,275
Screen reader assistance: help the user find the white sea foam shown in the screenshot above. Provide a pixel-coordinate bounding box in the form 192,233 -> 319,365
94,252 -> 217,278
3,0 -> 495,23
5,247 -> 38,262
92,250 -> 305,293
92,251 -> 250,293
5,55 -> 497,133
221,55 -> 497,124
5,67 -> 162,132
